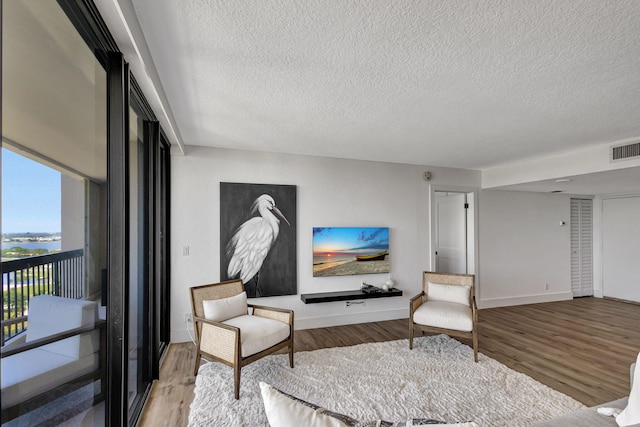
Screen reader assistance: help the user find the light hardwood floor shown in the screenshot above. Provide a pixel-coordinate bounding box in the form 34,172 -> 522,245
138,297 -> 640,426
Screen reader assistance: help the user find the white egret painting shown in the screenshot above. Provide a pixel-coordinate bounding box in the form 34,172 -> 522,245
220,182 -> 297,297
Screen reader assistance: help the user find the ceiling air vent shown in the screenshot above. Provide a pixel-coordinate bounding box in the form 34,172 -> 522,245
611,141 -> 640,162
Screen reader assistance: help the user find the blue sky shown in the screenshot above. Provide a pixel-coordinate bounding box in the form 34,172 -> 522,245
312,227 -> 389,255
2,148 -> 61,233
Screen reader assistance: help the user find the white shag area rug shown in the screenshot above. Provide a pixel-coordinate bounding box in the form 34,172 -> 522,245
189,334 -> 585,426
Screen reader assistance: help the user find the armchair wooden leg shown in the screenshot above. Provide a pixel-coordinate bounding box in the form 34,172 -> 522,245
193,352 -> 201,376
234,365 -> 241,400
473,330 -> 478,363
409,321 -> 414,350
289,344 -> 294,368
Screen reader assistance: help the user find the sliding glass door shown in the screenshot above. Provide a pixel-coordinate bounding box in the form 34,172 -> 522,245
128,84 -> 170,423
156,135 -> 171,362
128,104 -> 149,417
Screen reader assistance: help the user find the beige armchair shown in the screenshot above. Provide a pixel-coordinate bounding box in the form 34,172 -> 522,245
409,271 -> 478,362
190,279 -> 294,399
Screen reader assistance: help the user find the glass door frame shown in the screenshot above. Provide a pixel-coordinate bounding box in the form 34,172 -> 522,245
53,1 -> 170,426
127,77 -> 162,424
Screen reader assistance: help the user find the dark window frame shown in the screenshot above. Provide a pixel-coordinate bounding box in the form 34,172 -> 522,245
107,51 -> 130,427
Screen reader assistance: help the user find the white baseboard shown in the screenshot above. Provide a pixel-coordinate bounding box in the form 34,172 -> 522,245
172,294 -> 581,342
478,291 -> 573,309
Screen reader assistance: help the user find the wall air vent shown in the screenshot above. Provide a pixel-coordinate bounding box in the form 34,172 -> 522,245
611,141 -> 640,162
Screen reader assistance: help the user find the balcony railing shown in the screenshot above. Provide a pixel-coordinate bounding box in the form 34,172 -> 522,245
1,249 -> 84,345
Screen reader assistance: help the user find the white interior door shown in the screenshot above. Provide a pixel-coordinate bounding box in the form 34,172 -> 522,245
570,198 -> 593,297
435,192 -> 467,274
602,196 -> 640,303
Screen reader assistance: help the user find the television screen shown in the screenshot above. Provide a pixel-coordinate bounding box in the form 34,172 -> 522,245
312,227 -> 389,277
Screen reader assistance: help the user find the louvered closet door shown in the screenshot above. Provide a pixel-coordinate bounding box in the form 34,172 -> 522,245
570,199 -> 593,297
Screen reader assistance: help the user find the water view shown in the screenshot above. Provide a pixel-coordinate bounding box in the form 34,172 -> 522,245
2,236 -> 62,261
312,254 -> 354,272
2,241 -> 61,251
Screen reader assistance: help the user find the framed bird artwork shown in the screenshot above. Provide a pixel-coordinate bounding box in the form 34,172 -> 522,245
220,182 -> 297,298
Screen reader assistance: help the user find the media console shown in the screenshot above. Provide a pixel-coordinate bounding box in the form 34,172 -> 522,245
300,288 -> 402,304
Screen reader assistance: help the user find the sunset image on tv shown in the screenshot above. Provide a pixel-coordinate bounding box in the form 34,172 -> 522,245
312,227 -> 389,277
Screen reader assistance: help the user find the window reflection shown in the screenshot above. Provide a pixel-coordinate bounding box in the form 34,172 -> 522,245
1,1 -> 107,425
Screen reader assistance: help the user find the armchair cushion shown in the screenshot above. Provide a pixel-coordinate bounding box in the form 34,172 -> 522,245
427,282 -> 471,306
413,301 -> 473,332
224,315 -> 290,357
203,291 -> 248,322
1,349 -> 99,409
1,296 -> 101,410
26,295 -> 98,359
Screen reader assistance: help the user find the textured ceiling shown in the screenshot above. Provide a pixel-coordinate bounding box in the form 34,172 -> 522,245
129,0 -> 640,169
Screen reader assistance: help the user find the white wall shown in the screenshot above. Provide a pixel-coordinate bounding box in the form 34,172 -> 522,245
61,174 -> 85,251
170,146 -> 480,342
478,190 -> 573,308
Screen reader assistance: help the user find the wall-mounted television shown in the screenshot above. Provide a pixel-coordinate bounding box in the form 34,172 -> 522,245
312,227 -> 389,277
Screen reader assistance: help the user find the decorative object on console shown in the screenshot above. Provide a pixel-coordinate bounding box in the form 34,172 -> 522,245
312,227 -> 389,277
361,282 -> 384,293
188,334 -> 584,426
384,274 -> 395,290
220,182 -> 297,298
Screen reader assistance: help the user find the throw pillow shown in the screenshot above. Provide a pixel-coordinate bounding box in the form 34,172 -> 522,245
260,382 -> 356,427
427,282 -> 471,306
260,382 -> 478,427
202,291 -> 247,322
616,352 -> 640,426
357,422 -> 478,426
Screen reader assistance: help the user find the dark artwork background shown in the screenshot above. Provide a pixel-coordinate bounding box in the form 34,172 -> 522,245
220,182 -> 297,298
